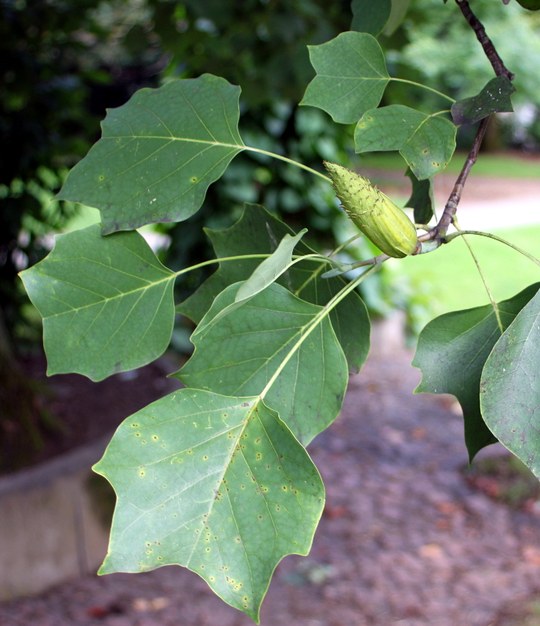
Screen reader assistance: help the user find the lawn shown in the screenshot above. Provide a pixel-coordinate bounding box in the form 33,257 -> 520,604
359,150 -> 540,179
393,224 -> 540,325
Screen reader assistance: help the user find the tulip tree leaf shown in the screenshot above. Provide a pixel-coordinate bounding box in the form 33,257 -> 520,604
480,287 -> 540,478
451,76 -> 515,126
383,0 -> 412,36
58,75 -> 245,234
355,105 -> 456,179
19,224 -> 176,381
351,0 -> 392,35
93,389 -> 324,623
178,205 -> 370,373
177,282 -> 349,445
405,168 -> 434,225
412,284 -> 540,460
301,32 -> 390,124
198,229 -> 309,332
234,229 -> 308,304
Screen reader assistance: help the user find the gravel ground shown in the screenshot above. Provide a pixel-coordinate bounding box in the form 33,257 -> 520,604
2,346 -> 540,626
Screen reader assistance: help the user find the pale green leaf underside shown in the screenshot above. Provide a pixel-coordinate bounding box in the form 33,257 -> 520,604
19,224 -> 176,381
178,282 -> 349,445
57,74 -> 245,234
355,105 -> 456,180
93,389 -> 324,622
480,287 -> 540,478
301,31 -> 389,124
413,284 -> 540,460
234,229 -> 308,304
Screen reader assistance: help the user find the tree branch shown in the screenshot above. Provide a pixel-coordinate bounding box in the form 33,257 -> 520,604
429,117 -> 490,240
429,0 -> 514,241
455,0 -> 514,81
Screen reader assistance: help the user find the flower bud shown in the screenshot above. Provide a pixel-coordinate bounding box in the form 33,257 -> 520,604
324,161 -> 419,258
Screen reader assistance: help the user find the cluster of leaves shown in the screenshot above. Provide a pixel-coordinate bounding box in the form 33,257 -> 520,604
19,0 -> 540,622
0,0 -> 170,468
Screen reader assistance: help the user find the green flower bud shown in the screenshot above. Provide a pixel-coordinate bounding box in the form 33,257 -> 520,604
324,161 -> 419,258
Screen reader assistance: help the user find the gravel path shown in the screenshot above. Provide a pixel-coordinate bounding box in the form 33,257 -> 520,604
2,347 -> 540,626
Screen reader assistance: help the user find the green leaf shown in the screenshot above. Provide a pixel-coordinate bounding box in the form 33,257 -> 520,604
405,168 -> 434,224
300,32 -> 390,124
19,224 -> 176,381
177,282 -> 349,445
201,229 -> 310,333
413,284 -> 540,460
451,76 -> 515,126
93,389 -> 324,622
234,229 -> 308,304
383,0 -> 412,36
178,205 -> 370,373
355,105 -> 456,179
480,287 -> 540,478
57,75 -> 245,234
351,0 -> 392,35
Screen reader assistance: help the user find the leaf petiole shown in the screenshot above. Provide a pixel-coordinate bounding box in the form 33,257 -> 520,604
261,263 -> 380,399
445,229 -> 540,268
391,78 -> 456,104
243,145 -> 331,183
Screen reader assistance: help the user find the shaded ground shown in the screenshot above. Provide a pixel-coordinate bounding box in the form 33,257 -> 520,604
2,345 -> 540,626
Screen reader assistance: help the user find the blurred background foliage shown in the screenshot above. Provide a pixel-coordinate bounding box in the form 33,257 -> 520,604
1,0 -> 539,464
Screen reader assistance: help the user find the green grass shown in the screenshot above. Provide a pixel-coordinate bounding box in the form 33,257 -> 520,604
393,224 -> 540,324
359,150 -> 540,179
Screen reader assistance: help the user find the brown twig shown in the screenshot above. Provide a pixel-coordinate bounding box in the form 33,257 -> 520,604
455,0 -> 514,81
429,117 -> 490,240
429,0 -> 514,241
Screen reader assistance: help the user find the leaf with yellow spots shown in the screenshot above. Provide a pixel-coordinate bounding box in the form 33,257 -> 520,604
19,224 -> 176,381
354,104 -> 456,180
57,75 -> 245,234
93,388 -> 324,622
177,282 -> 349,445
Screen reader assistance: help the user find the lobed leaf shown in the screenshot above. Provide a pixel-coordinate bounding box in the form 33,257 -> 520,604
58,75 -> 245,234
480,287 -> 540,478
94,389 -> 324,622
19,224 -> 176,381
413,284 -> 540,460
177,282 -> 349,445
178,205 -> 370,373
451,76 -> 515,126
300,32 -> 390,124
355,105 -> 456,180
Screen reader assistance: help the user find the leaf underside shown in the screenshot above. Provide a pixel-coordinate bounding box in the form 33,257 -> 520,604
178,205 -> 370,373
480,287 -> 540,478
58,74 -> 245,234
413,284 -> 540,460
94,388 -> 325,622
